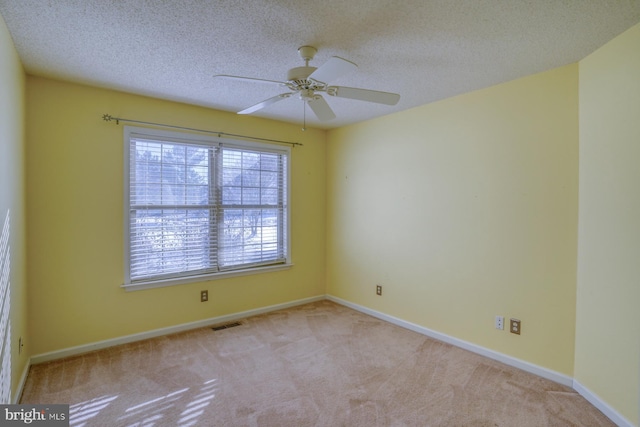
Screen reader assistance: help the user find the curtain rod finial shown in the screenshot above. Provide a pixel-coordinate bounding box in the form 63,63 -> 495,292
102,114 -> 112,122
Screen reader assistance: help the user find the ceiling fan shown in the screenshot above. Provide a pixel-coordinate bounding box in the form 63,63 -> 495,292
214,46 -> 400,122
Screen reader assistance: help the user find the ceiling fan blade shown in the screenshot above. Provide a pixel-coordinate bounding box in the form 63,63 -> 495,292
327,86 -> 400,105
214,74 -> 287,86
238,93 -> 292,115
307,95 -> 336,121
309,56 -> 357,84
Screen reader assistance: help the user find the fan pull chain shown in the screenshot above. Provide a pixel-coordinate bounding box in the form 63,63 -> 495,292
302,102 -> 306,131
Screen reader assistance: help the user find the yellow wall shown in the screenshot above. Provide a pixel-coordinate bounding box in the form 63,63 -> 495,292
327,64 -> 579,375
26,77 -> 326,355
0,13 -> 28,401
576,22 -> 640,426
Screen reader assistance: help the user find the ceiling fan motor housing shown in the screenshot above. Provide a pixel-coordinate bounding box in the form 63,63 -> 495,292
287,66 -> 318,87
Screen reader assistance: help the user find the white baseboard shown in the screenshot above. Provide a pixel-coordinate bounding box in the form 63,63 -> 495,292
30,295 -> 324,365
24,293 -> 635,427
12,360 -> 31,403
327,295 -> 640,427
326,295 -> 573,386
573,380 -> 635,427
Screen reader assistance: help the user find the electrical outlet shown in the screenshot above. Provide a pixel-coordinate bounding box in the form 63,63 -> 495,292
510,318 -> 521,335
376,285 -> 382,296
200,290 -> 208,302
495,315 -> 504,330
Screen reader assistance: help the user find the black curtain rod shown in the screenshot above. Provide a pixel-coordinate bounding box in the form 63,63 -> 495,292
102,114 -> 302,147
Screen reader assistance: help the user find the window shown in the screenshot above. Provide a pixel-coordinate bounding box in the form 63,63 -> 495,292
124,127 -> 289,289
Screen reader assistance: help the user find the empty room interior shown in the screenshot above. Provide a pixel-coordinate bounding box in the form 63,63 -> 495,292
0,1 -> 639,426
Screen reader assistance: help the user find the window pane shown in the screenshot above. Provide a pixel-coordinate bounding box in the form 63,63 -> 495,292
222,185 -> 241,204
243,169 -> 260,187
222,167 -> 239,186
218,206 -> 283,268
186,184 -> 209,205
261,171 -> 278,188
241,152 -> 260,169
132,139 -> 211,207
242,188 -> 260,204
127,130 -> 288,284
130,208 -> 213,280
260,153 -> 279,171
217,147 -> 286,268
261,188 -> 278,205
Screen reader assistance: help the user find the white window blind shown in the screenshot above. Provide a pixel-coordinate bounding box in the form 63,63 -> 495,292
124,127 -> 289,287
218,147 -> 288,269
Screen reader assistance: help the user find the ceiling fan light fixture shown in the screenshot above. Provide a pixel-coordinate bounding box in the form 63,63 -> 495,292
298,89 -> 315,101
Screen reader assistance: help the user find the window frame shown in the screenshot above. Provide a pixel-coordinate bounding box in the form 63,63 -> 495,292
122,126 -> 291,291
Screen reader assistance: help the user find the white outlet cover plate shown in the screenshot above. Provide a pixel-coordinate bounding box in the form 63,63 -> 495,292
495,316 -> 504,330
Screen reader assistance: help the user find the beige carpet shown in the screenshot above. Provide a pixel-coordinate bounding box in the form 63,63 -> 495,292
20,300 -> 614,426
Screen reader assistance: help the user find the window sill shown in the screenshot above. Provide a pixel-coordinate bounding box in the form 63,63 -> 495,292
121,263 -> 293,292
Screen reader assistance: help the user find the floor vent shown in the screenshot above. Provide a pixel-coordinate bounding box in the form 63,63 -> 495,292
212,321 -> 242,331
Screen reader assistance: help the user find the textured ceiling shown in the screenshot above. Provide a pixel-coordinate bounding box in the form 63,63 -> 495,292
1,1 -> 639,129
